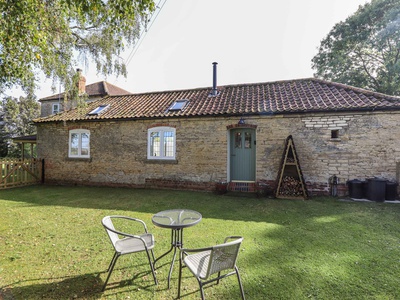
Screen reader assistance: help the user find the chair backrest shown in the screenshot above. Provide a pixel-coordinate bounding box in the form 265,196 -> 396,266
206,237 -> 243,278
102,216 -> 120,247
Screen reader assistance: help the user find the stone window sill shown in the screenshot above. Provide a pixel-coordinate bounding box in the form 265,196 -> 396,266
66,157 -> 92,162
146,159 -> 178,164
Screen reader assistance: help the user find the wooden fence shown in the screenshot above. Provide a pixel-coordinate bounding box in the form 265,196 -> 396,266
0,159 -> 43,189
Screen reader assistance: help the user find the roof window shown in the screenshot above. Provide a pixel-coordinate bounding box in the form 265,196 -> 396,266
88,104 -> 110,116
168,100 -> 188,111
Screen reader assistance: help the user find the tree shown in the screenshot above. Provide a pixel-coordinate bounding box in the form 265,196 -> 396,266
312,0 -> 400,96
0,0 -> 155,96
0,95 -> 40,157
0,109 -> 7,157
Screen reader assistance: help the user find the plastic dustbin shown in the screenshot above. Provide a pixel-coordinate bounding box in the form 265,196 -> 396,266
385,181 -> 398,201
347,179 -> 363,199
361,181 -> 368,198
367,178 -> 386,202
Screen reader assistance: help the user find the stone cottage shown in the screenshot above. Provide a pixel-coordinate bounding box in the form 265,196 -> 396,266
33,76 -> 400,197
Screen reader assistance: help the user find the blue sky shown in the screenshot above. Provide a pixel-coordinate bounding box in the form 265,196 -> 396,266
29,0 -> 369,98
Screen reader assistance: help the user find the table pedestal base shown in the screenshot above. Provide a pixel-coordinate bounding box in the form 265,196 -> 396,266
154,228 -> 183,289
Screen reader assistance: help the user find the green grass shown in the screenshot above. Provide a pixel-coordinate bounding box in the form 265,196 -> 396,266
1,185 -> 400,299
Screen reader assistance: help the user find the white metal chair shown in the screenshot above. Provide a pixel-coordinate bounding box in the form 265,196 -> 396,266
178,236 -> 245,299
101,215 -> 158,291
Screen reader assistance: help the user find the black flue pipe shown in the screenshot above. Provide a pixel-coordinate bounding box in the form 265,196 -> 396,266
212,62 -> 218,96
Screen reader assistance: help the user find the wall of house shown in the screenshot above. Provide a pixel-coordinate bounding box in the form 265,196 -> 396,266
40,101 -> 59,117
36,110 -> 400,196
40,96 -> 104,117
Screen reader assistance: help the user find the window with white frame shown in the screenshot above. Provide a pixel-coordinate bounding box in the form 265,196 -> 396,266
52,103 -> 60,114
147,127 -> 176,160
69,129 -> 90,158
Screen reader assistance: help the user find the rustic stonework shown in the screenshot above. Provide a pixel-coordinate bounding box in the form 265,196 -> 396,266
36,110 -> 400,197
40,101 -> 59,117
39,97 -> 105,117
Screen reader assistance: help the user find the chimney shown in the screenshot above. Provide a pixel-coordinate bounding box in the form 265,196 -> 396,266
210,62 -> 218,96
76,68 -> 86,95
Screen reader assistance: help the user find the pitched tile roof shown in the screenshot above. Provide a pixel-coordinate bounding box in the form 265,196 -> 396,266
39,81 -> 131,101
34,78 -> 400,123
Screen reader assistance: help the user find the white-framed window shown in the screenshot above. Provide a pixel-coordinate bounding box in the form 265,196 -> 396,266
69,129 -> 90,158
52,103 -> 60,114
147,126 -> 176,160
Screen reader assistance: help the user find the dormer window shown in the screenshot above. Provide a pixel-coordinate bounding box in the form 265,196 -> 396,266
168,100 -> 188,111
88,104 -> 109,116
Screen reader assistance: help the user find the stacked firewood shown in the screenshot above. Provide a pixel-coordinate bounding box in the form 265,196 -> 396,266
286,157 -> 295,163
278,176 -> 303,197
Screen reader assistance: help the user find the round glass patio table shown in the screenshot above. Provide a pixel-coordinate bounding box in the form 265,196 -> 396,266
152,209 -> 202,289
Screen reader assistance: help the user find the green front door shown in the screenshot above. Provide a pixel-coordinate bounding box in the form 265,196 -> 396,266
230,128 -> 256,181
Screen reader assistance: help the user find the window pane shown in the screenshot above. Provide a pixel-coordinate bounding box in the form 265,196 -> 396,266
150,132 -> 160,156
164,131 -> 174,157
70,133 -> 79,155
148,127 -> 176,160
245,132 -> 252,149
235,132 -> 242,148
169,100 -> 187,111
81,133 -> 89,155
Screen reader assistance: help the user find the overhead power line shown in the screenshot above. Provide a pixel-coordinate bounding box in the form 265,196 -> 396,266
125,0 -> 169,67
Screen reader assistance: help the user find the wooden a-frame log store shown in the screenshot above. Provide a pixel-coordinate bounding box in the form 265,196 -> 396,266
275,135 -> 308,199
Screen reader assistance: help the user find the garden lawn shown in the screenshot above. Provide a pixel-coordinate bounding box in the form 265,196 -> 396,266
0,185 -> 400,299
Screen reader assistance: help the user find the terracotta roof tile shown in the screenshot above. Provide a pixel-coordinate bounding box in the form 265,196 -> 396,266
34,78 -> 400,123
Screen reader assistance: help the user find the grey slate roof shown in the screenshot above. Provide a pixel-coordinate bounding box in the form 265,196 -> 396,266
34,78 -> 400,123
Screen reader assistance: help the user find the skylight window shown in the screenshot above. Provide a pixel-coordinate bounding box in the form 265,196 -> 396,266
88,104 -> 109,115
168,100 -> 188,111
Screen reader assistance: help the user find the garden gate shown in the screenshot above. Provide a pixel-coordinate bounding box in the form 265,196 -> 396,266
0,159 -> 43,189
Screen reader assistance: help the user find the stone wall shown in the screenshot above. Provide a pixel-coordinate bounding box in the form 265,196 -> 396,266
36,117 -> 229,190
36,110 -> 400,196
39,96 -> 104,117
40,101 -> 57,117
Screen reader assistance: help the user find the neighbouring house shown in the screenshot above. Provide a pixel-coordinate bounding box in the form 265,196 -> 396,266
33,68 -> 400,197
38,72 -> 132,117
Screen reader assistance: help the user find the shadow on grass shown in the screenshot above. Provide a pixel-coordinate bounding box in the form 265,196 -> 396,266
1,273 -> 103,299
0,185 -> 275,222
0,268 -> 159,300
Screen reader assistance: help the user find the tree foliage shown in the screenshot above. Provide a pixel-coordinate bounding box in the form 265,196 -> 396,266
312,0 -> 400,95
0,0 -> 155,96
0,95 -> 40,157
0,110 -> 7,157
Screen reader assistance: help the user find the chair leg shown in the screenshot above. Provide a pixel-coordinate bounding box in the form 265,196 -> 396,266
146,250 -> 158,285
102,253 -> 120,291
107,252 -> 118,272
217,271 -> 221,284
235,266 -> 245,300
178,254 -> 183,299
198,279 -> 205,300
150,248 -> 156,263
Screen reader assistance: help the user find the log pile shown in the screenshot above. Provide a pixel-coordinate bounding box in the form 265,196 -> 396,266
278,176 -> 303,197
286,157 -> 295,163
